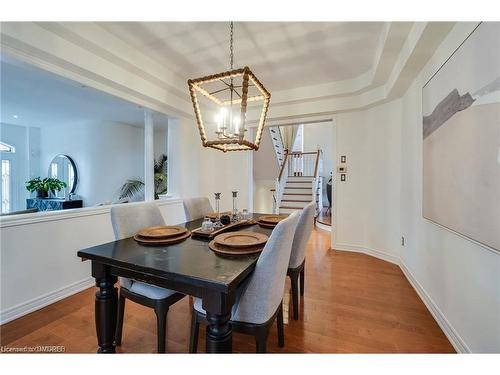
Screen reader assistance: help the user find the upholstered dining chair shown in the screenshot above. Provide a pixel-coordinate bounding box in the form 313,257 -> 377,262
183,197 -> 214,221
189,211 -> 300,353
110,202 -> 185,353
288,201 -> 316,320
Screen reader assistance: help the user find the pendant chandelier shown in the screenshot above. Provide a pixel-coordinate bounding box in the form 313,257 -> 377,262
188,22 -> 271,152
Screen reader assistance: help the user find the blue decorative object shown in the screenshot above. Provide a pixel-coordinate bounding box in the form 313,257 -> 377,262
26,198 -> 83,212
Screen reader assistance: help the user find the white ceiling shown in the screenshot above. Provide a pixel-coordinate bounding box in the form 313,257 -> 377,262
99,22 -> 390,91
0,55 -> 168,128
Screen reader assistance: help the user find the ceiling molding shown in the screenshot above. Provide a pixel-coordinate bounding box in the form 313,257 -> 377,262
264,22 -> 414,107
0,22 -> 458,126
245,22 -> 456,123
37,22 -> 189,101
0,22 -> 194,120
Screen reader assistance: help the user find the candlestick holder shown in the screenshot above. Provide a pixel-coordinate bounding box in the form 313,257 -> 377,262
214,192 -> 224,228
231,191 -> 239,222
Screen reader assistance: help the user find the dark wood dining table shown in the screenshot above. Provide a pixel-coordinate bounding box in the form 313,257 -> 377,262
77,213 -> 274,354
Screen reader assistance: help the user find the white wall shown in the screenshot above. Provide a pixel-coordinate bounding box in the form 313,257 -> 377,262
333,23 -> 500,352
399,61 -> 500,353
253,129 -> 280,213
168,117 -> 253,212
198,144 -> 253,213
40,121 -> 144,206
153,126 -> 168,160
334,100 -> 402,263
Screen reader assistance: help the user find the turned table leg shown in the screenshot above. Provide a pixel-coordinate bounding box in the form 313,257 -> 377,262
205,312 -> 232,353
92,262 -> 118,353
202,291 -> 235,353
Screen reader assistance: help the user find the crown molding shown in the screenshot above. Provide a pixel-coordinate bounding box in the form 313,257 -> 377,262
265,22 -> 414,107
0,22 -> 456,124
244,22 -> 456,124
0,22 -> 194,120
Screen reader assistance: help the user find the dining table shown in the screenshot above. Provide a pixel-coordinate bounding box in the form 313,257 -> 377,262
77,212 -> 275,354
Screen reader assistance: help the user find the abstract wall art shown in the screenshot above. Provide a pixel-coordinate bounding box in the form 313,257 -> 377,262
422,22 -> 500,252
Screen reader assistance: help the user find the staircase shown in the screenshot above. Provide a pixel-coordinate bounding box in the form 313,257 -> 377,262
272,150 -> 323,215
279,176 -> 318,214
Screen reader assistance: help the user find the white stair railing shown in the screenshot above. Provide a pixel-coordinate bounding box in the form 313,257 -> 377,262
273,150 -> 323,215
314,151 -> 323,215
269,127 -> 285,167
274,153 -> 290,214
287,152 -> 317,176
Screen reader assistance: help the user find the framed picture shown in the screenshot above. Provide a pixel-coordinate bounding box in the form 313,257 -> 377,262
422,22 -> 500,252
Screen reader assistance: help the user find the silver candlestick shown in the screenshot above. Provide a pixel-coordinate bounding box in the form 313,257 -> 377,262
231,191 -> 238,222
214,192 -> 223,228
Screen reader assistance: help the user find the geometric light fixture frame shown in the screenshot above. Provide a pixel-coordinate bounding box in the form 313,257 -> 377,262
188,66 -> 271,152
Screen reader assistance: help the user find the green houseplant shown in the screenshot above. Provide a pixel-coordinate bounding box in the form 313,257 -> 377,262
26,177 -> 67,198
119,154 -> 168,201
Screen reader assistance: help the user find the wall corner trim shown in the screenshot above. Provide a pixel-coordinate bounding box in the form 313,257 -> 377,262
333,243 -> 400,265
0,277 -> 94,325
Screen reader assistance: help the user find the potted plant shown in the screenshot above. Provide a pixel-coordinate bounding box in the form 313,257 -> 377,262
26,177 -> 67,198
119,154 -> 168,201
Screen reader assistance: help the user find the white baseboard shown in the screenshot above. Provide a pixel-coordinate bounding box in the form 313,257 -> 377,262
315,221 -> 331,232
333,243 -> 400,265
399,262 -> 470,353
332,242 -> 469,353
0,277 -> 94,325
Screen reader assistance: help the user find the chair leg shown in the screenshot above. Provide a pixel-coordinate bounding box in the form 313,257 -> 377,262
115,292 -> 126,346
154,305 -> 168,353
290,273 -> 299,320
300,265 -> 305,297
189,310 -> 199,353
277,302 -> 285,348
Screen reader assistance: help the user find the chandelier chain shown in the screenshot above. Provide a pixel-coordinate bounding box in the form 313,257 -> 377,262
230,21 -> 234,70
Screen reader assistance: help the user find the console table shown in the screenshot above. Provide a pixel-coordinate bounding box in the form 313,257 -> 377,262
26,198 -> 83,211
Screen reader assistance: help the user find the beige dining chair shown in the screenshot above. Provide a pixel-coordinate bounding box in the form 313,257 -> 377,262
189,211 -> 300,353
183,197 -> 214,221
288,201 -> 316,320
110,202 -> 185,353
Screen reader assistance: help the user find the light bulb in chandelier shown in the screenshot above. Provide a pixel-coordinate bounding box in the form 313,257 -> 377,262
215,108 -> 242,139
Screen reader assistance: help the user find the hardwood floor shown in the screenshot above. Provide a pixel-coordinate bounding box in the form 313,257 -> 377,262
0,228 -> 454,353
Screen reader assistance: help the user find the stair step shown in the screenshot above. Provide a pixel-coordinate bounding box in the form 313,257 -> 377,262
287,177 -> 314,182
282,199 -> 312,203
284,186 -> 311,190
279,205 -> 306,209
283,193 -> 314,196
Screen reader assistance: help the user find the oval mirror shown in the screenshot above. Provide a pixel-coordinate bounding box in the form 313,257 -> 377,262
47,154 -> 78,197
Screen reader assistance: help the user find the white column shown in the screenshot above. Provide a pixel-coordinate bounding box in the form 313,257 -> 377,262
144,110 -> 154,201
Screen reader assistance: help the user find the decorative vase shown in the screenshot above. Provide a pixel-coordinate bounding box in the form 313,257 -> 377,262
36,190 -> 48,198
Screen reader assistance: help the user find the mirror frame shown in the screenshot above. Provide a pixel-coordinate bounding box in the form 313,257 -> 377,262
48,154 -> 78,194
